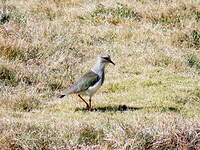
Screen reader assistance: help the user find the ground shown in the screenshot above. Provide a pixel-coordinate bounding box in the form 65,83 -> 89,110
0,0 -> 200,149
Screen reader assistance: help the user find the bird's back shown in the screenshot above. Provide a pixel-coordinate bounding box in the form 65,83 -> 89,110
65,71 -> 100,94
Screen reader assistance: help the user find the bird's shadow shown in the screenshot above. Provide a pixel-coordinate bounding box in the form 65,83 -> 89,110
75,105 -> 179,112
75,105 -> 142,112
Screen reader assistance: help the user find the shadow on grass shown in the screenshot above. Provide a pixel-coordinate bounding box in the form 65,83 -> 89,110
75,105 -> 180,112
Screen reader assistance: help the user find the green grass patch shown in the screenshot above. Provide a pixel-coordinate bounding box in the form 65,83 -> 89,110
48,81 -> 62,91
106,82 -> 127,92
149,53 -> 174,67
190,30 -> 200,49
141,80 -> 162,87
0,66 -> 18,86
0,0 -> 200,149
156,14 -> 181,25
14,97 -> 41,112
0,47 -> 25,61
171,30 -> 200,49
192,8 -> 200,22
78,3 -> 141,25
78,126 -> 104,145
14,123 -> 63,149
186,55 -> 200,69
92,3 -> 140,19
0,11 -> 10,24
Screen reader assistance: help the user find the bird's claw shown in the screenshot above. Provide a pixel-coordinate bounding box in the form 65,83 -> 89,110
86,106 -> 92,111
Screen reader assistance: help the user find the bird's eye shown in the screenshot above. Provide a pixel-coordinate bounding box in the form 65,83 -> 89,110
102,57 -> 110,60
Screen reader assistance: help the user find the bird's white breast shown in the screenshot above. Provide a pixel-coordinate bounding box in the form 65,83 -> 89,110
87,79 -> 102,96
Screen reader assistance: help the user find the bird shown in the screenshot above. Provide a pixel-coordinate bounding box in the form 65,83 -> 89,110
58,54 -> 115,110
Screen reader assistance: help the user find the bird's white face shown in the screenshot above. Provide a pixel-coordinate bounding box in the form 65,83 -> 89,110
99,54 -> 115,65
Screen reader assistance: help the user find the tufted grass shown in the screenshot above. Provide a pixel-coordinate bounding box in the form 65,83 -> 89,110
0,0 -> 200,149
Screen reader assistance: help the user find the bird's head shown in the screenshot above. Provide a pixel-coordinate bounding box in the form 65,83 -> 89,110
98,54 -> 115,65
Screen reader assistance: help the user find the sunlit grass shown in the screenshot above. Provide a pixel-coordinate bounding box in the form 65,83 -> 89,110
0,0 -> 200,149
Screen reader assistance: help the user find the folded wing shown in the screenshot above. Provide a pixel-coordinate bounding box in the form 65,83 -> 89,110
66,71 -> 100,94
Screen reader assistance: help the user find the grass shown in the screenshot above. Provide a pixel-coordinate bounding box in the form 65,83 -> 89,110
78,3 -> 141,26
0,65 -> 18,86
0,0 -> 200,149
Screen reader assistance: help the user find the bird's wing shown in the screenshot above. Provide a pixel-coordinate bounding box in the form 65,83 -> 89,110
66,71 -> 100,94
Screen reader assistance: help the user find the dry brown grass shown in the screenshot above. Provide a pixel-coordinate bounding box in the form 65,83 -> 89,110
0,0 -> 200,149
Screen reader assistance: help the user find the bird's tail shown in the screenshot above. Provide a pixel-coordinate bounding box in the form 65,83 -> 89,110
58,89 -> 72,99
58,94 -> 66,98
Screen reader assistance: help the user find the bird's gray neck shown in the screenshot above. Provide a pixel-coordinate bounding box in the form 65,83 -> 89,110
91,60 -> 105,85
91,60 -> 105,77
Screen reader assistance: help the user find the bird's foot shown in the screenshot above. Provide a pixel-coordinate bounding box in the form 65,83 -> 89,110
86,106 -> 93,111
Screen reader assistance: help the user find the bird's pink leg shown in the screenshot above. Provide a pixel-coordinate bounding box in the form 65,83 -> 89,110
89,98 -> 92,109
78,95 -> 90,109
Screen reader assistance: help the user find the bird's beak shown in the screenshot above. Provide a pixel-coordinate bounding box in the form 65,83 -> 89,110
109,59 -> 115,65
